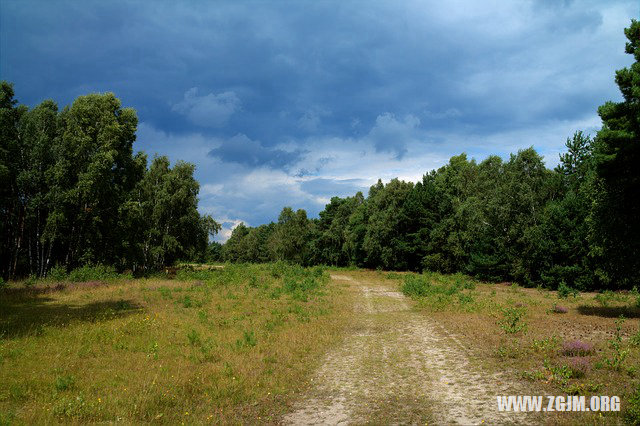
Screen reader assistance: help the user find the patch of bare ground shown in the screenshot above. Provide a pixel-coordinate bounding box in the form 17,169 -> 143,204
283,272 -> 542,425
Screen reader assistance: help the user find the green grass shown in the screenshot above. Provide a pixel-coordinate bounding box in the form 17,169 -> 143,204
0,263 -> 352,424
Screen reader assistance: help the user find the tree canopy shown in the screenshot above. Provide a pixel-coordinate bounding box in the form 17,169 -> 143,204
219,20 -> 640,291
0,86 -> 219,278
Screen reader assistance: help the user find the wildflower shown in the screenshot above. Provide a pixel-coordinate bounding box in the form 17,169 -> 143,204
561,340 -> 594,356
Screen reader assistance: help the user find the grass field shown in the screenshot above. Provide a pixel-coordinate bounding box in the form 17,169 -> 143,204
0,263 -> 354,424
1,266 -> 640,424
391,271 -> 640,424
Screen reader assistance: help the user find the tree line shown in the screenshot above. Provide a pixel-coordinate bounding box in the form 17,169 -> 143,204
220,20 -> 640,291
0,84 -> 220,279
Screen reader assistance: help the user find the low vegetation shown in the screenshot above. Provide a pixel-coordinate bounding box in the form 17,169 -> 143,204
393,271 -> 640,423
0,263 -> 353,424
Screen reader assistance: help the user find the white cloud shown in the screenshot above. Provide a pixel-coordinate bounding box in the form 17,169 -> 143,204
172,87 -> 241,127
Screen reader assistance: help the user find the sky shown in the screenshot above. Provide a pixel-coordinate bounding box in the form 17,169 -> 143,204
1,0 -> 637,241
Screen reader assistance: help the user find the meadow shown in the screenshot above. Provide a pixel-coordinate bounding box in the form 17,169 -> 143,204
2,265 -> 640,424
0,263 -> 353,424
393,271 -> 640,424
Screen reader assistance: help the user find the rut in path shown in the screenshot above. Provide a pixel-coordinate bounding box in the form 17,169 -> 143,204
282,273 -> 540,425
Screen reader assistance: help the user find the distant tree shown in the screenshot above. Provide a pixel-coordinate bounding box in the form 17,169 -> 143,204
589,20 -> 640,288
222,223 -> 250,262
16,99 -> 59,277
133,156 -> 211,271
44,93 -> 141,268
422,154 -> 477,274
268,207 -> 311,263
0,82 -> 28,279
205,241 -> 223,263
362,178 -> 414,270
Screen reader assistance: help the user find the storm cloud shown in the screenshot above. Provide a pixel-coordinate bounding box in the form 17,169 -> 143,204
1,0 -> 636,240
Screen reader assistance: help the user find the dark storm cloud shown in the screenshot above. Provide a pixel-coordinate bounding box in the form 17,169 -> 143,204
208,134 -> 307,171
1,0 -> 637,239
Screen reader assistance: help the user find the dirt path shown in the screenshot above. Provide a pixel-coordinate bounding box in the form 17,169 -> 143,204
282,272 -> 540,425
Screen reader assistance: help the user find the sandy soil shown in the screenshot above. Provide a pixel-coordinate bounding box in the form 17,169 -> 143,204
282,272 -> 542,425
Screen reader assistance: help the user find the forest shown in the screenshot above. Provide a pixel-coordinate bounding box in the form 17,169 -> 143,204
220,20 -> 640,291
2,20 -> 639,291
0,86 -> 220,279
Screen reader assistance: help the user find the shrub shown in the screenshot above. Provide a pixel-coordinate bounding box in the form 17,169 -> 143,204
0,277 -> 5,289
603,316 -> 629,371
595,291 -> 614,307
401,275 -> 431,297
47,265 -> 68,281
552,305 -> 568,314
498,306 -> 527,334
68,265 -> 118,282
561,340 -> 594,356
631,327 -> 640,347
402,273 -> 464,298
557,281 -> 578,299
531,335 -> 559,352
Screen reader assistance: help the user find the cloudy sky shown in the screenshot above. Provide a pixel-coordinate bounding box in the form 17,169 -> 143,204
1,1 -> 637,240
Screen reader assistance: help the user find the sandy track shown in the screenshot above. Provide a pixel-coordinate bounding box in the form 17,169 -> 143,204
282,273 -> 540,425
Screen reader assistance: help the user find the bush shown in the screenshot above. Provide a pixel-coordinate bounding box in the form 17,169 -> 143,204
47,265 -> 68,281
557,281 -> 578,299
595,291 -> 615,307
498,306 -> 527,334
561,340 -> 594,356
402,274 -> 432,297
54,375 -> 75,391
68,265 -> 119,282
0,277 -> 5,289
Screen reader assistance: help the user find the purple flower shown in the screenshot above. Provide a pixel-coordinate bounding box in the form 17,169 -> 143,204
553,305 -> 568,314
561,340 -> 594,356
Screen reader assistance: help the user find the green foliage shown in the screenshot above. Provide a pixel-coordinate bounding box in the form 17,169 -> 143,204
632,286 -> 640,308
626,383 -> 640,425
187,329 -> 201,346
590,19 -> 640,289
603,316 -> 629,371
0,84 -> 220,280
238,330 -> 257,348
47,265 -> 68,282
68,265 -> 119,282
401,274 -> 432,297
531,335 -> 560,353
54,375 -> 75,392
557,281 -> 579,299
498,306 -> 527,334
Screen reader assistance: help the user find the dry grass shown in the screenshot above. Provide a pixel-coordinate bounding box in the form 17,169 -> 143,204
389,271 -> 640,424
0,264 -> 354,424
